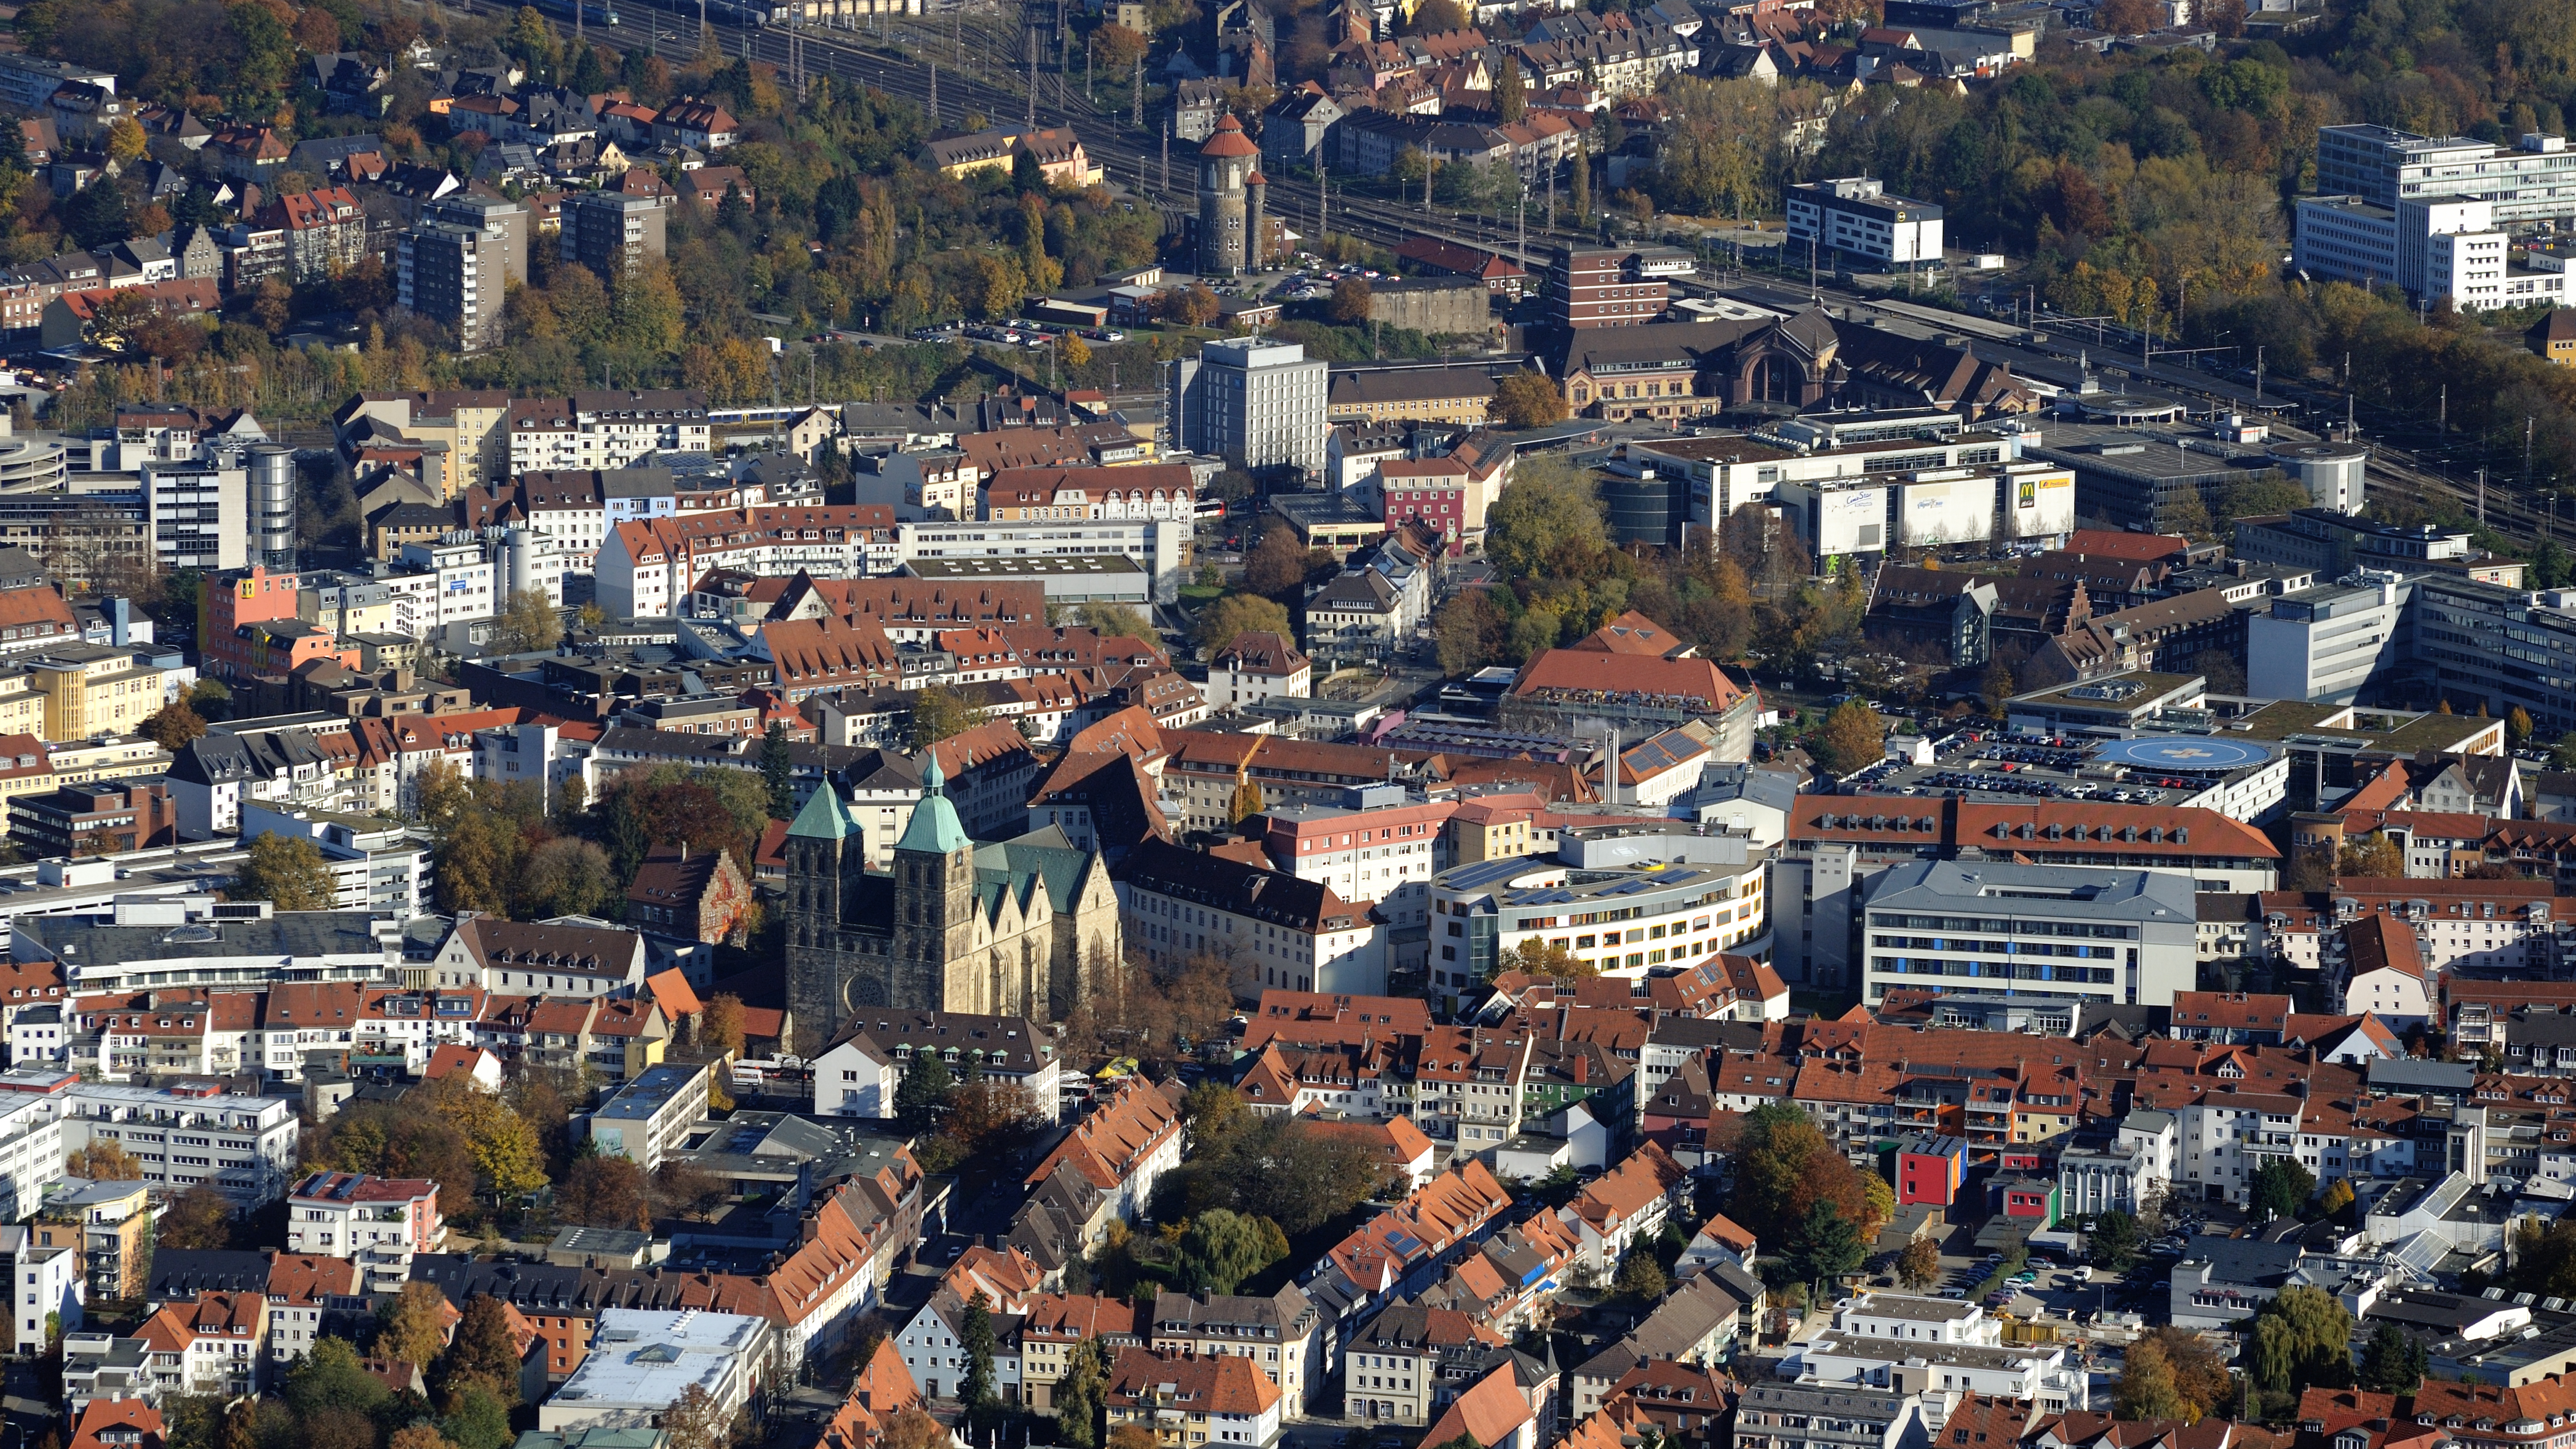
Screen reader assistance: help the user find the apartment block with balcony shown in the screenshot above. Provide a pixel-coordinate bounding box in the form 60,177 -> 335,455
58,1081 -> 301,1208
36,1178 -> 151,1301
286,1171 -> 446,1294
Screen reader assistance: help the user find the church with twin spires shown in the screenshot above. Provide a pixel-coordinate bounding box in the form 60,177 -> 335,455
781,754 -> 1121,1047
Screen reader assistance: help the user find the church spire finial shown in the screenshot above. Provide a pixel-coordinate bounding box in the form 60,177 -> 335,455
924,750 -> 946,796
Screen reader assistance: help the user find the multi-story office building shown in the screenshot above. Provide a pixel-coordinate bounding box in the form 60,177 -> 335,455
2318,124 -> 2576,224
2414,576 -> 2576,737
1856,859 -> 2198,1008
586,1062 -> 710,1172
562,190 -> 667,279
140,458 -> 246,572
1546,246 -> 1691,329
1786,177 -> 1944,266
57,1080 -> 302,1207
2291,194 -> 2561,310
1169,340 -> 1327,482
1428,853 -> 1768,993
2246,574 -> 2415,707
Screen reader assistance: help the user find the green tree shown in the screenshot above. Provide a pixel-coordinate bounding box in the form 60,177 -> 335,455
520,836 -> 616,919
1484,458 -> 1607,580
1177,1208 -> 1276,1295
761,721 -> 795,820
2252,1283 -> 2354,1394
907,685 -> 990,751
2088,1208 -> 2142,1271
1493,54 -> 1526,122
959,1291 -> 997,1409
1811,699 -> 1889,776
1791,1200 -> 1866,1283
1612,1251 -> 1667,1304
2249,1157 -> 2317,1221
1056,1335 -> 1110,1448
2357,1320 -> 2427,1394
288,1338 -> 393,1418
491,588 -> 563,655
1194,592 -> 1295,652
896,1050 -> 956,1133
228,832 -> 338,912
437,1296 -> 527,1406
439,1387 -> 512,1449
1078,603 -> 1153,638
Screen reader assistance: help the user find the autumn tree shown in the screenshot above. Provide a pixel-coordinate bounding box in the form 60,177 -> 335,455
2115,1333 -> 2186,1420
520,836 -> 616,919
422,1074 -> 549,1201
1485,457 -> 1608,580
653,1159 -> 729,1221
142,700 -> 209,749
1491,370 -> 1568,428
1811,698 -> 1890,776
437,1296 -> 527,1406
702,993 -> 747,1058
1241,527 -> 1314,599
68,1140 -> 143,1180
2337,835 -> 2404,879
1497,938 -> 1594,980
1896,1236 -> 1941,1289
663,1383 -> 737,1449
377,1281 -> 451,1366
228,832 -> 337,911
558,1154 -> 651,1231
907,685 -> 990,750
490,589 -> 564,655
1329,277 -> 1372,324
157,1184 -> 233,1249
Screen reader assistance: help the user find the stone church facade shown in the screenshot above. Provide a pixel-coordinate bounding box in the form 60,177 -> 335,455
782,755 -> 1121,1047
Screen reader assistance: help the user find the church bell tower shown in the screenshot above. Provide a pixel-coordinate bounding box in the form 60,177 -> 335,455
892,754 -> 981,1010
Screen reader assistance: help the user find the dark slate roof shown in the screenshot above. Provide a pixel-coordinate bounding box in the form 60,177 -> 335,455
20,911 -> 388,963
149,1248 -> 273,1301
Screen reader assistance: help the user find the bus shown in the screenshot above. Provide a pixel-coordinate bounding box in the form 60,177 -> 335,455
1194,497 -> 1228,520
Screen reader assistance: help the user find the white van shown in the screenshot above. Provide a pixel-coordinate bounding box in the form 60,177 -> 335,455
2072,1266 -> 2094,1282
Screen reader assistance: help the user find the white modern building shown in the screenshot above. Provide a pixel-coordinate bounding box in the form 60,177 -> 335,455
896,517 -> 1188,604
0,1223 -> 81,1354
1785,178 -> 1944,266
2319,124 -> 2576,225
1428,852 -> 1768,984
2245,573 -> 2412,708
141,460 -> 248,573
537,1309 -> 773,1432
585,1062 -> 710,1172
57,1079 -> 302,1207
2292,193 -> 2567,310
1855,859 -> 2198,1009
1170,340 -> 1329,482
1792,1293 -> 2088,1413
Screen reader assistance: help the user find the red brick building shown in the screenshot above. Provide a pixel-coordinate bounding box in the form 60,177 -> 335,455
626,845 -> 752,944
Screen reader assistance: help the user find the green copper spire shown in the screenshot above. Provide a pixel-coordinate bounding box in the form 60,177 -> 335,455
785,780 -> 858,840
897,748 -> 971,855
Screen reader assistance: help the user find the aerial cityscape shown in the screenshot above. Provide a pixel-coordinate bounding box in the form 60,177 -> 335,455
8,6 -> 2576,1449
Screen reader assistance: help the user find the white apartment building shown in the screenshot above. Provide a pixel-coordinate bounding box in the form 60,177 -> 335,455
385,539 -> 498,629
285,1170 -> 446,1293
1794,1293 -> 2088,1413
896,517 -> 1188,605
2320,124 -> 2576,225
0,1223 -> 82,1354
1786,178 -> 1944,266
1170,340 -> 1329,481
586,1062 -> 711,1172
506,391 -> 713,474
538,1310 -> 772,1432
57,1080 -> 301,1207
1856,859 -> 2197,1008
0,1079 -> 67,1223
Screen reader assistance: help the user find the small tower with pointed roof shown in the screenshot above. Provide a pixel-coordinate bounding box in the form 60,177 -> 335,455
1198,114 -> 1263,277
